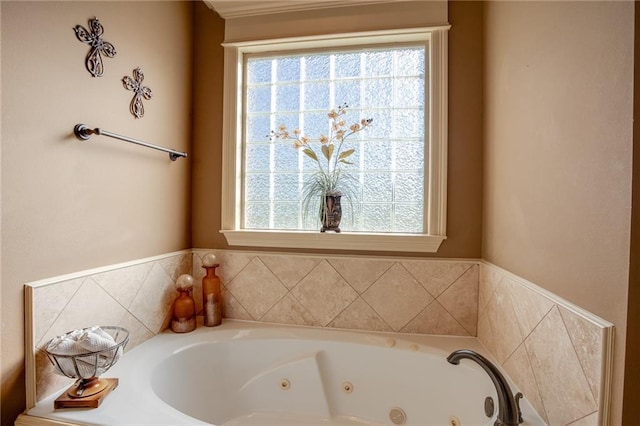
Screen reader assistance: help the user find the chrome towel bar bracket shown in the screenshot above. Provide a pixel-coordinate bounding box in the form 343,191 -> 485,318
73,124 -> 188,161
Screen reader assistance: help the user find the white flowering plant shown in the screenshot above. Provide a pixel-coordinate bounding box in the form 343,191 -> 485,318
270,103 -> 372,225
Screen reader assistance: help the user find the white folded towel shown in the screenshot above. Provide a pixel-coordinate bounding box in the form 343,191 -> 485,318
46,326 -> 122,378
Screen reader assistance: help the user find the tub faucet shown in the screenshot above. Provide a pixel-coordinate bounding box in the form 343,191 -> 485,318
447,349 -> 523,426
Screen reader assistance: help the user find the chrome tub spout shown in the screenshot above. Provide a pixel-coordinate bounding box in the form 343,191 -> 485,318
447,349 -> 523,426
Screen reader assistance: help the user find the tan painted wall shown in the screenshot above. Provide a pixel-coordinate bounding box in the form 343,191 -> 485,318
482,2 -> 634,423
191,1 -> 484,259
0,2 -> 193,424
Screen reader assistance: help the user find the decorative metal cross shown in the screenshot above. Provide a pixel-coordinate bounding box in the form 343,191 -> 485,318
73,17 -> 116,78
122,68 -> 153,119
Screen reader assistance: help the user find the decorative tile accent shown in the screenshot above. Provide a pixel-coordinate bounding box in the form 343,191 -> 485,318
478,262 -> 612,426
221,284 -> 252,320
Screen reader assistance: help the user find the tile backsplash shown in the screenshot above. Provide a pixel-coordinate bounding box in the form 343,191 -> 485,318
192,250 -> 478,335
478,262 -> 613,426
25,249 -> 613,426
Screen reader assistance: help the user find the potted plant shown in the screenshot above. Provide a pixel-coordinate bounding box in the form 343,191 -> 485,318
270,103 -> 372,232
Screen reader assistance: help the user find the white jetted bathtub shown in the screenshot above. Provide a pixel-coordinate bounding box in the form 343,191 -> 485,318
26,320 -> 545,426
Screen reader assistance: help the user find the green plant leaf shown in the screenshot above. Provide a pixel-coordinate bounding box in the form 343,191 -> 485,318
328,144 -> 335,159
303,148 -> 318,161
338,148 -> 355,160
339,159 -> 354,165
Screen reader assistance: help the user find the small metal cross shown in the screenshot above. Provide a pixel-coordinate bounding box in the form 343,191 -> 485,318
122,68 -> 153,119
73,17 -> 116,78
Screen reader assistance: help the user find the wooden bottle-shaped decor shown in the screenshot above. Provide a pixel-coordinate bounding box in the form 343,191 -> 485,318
202,253 -> 222,327
171,274 -> 196,333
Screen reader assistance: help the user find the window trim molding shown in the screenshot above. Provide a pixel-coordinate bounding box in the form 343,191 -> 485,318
221,27 -> 449,253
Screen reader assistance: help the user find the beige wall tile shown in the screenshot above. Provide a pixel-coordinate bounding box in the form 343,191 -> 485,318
215,251 -> 256,284
33,278 -> 83,346
437,265 -> 479,335
479,263 -> 501,316
328,298 -> 392,332
226,258 -> 287,320
260,254 -> 321,289
128,263 -> 176,334
402,260 -> 472,297
261,293 -> 320,326
477,280 -> 524,363
567,412 -> 599,426
506,276 -> 554,339
559,307 -> 603,402
503,344 -> 549,424
159,253 -> 192,282
401,301 -> 469,336
525,307 -> 597,425
362,263 -> 432,331
327,257 -> 394,293
221,284 -> 252,320
92,262 -> 152,310
291,260 -> 357,326
118,311 -> 153,352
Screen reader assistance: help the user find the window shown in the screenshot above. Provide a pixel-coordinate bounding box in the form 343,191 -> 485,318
221,28 -> 449,252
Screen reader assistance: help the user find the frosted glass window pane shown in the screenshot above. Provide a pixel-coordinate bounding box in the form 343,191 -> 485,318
394,78 -> 424,108
273,203 -> 300,229
274,143 -> 298,172
395,173 -> 424,202
246,144 -> 271,172
395,49 -> 425,77
275,86 -> 301,111
276,57 -> 301,82
272,114 -> 299,134
274,174 -> 300,201
396,140 -> 424,171
302,111 -> 330,138
363,141 -> 393,171
364,110 -> 391,139
363,173 -> 393,202
247,115 -> 271,142
247,60 -> 272,84
361,204 -> 392,232
393,109 -> 424,136
306,55 -> 330,80
304,82 -> 331,110
334,80 -> 361,108
245,202 -> 270,229
339,201 -> 361,232
364,78 -> 392,108
364,51 -> 392,77
393,203 -> 423,233
245,173 -> 270,201
247,86 -> 271,113
335,53 -> 360,78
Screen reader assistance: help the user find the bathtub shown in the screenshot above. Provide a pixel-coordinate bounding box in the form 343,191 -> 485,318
25,320 -> 545,426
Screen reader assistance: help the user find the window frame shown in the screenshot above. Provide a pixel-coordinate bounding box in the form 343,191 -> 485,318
220,27 -> 449,252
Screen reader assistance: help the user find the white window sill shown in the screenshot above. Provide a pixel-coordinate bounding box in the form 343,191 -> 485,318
220,230 -> 446,253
